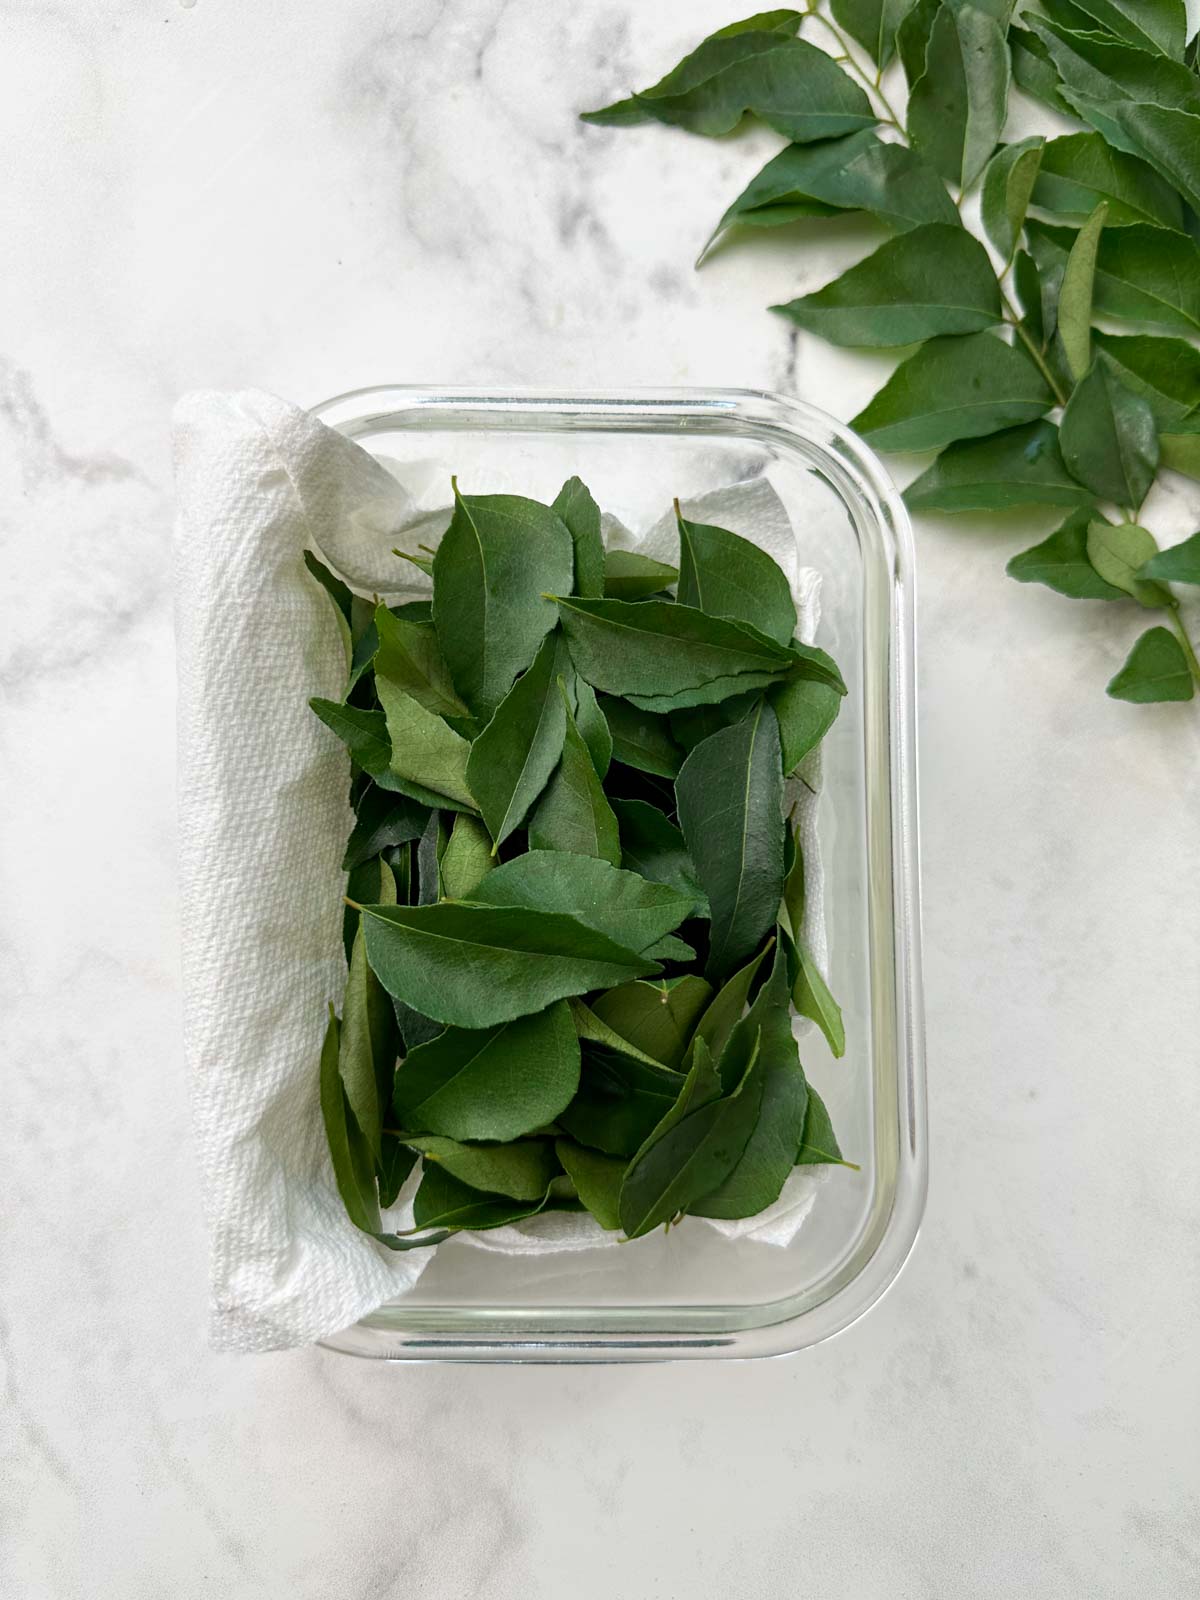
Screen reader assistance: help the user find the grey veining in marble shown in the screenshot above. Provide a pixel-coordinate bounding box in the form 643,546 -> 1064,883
2,2 -> 1198,1596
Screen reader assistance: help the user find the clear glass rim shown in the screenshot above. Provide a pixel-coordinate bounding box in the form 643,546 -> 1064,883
310,385 -> 927,1362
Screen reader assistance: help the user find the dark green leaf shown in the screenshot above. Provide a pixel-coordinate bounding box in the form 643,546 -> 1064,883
699,131 -> 958,263
1056,203 -> 1107,382
897,0 -> 939,83
342,787 -> 430,872
1025,220 -> 1200,336
782,826 -> 806,940
432,487 -> 573,716
359,900 -> 658,1029
1106,626 -> 1195,702
552,475 -> 605,600
319,1008 -> 382,1234
586,35 -> 876,144
1086,521 -> 1171,607
908,4 -> 1010,188
1013,249 -> 1045,347
598,696 -> 685,778
981,137 -> 1045,262
796,1084 -> 849,1166
1045,0 -> 1187,57
1010,25 -> 1074,117
590,975 -> 714,1069
570,998 -> 668,1067
393,1001 -> 580,1141
852,332 -> 1053,454
1108,103 -> 1200,219
376,1135 -> 416,1209
375,673 -> 476,810
1006,509 -> 1126,599
1091,333 -> 1200,428
573,678 -> 613,777
411,1163 -> 551,1232
690,943 -> 808,1218
580,12 -> 806,126
554,596 -> 795,710
675,504 -> 797,644
773,224 -> 1001,348
790,939 -> 846,1057
1029,20 -> 1200,129
438,812 -> 494,901
555,1139 -> 626,1229
304,549 -> 354,669
528,685 -> 621,865
686,941 -> 773,1070
466,629 -> 570,848
1032,132 -> 1185,231
1140,530 -> 1200,585
618,1030 -> 765,1238
676,701 -> 784,982
310,699 -> 396,788
559,1047 -> 687,1157
603,549 -> 679,600
613,798 -> 707,906
340,905 -> 398,1157
669,692 -> 759,754
831,0 -> 917,68
469,850 -> 696,954
1060,361 -> 1159,509
771,673 -> 842,771
401,1135 -> 559,1201
345,855 -> 395,962
374,606 -> 470,721
904,421 -> 1095,512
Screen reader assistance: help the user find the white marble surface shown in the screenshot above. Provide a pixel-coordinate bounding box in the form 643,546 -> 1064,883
3,3 -> 1199,1595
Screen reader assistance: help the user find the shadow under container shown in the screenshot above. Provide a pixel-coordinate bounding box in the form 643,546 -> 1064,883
313,385 -> 926,1363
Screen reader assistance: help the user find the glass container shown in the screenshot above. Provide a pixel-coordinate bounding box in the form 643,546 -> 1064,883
311,386 -> 926,1362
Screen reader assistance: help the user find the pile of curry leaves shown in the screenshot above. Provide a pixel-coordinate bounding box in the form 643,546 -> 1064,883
583,2 -> 1200,705
307,480 -> 852,1250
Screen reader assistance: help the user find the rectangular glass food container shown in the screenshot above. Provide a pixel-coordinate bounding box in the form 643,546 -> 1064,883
312,386 -> 925,1363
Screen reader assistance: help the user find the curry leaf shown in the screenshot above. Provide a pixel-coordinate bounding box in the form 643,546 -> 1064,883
573,678 -> 613,777
1032,132 -> 1184,231
411,1163 -> 551,1232
1106,626 -> 1195,703
432,487 -> 574,716
981,137 -> 1045,263
773,224 -> 1002,348
319,1008 -> 383,1234
598,696 -> 685,778
528,684 -> 622,865
342,787 -> 430,872
438,812 -> 495,901
790,937 -> 846,1058
613,798 -> 707,906
1085,522 -> 1171,608
465,629 -> 570,848
685,941 -> 773,1070
393,1001 -> 580,1141
675,503 -> 797,644
552,476 -> 605,600
796,1084 -> 851,1166
1025,221 -> 1200,336
1140,531 -> 1200,587
375,673 -> 477,811
1046,0 -> 1186,58
590,975 -> 714,1069
374,606 -> 470,721
359,900 -> 658,1029
904,421 -> 1096,511
340,906 -> 398,1158
1060,361 -> 1159,510
852,333 -> 1053,454
907,3 -> 1011,189
559,1047 -> 688,1157
1090,333 -> 1200,430
1006,509 -> 1125,600
831,0 -> 917,68
676,700 -> 784,982
772,673 -> 843,772
603,549 -> 679,600
554,1139 -> 627,1229
401,1135 -> 559,1201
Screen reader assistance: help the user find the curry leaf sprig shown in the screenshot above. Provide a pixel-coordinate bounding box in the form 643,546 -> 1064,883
582,2 -> 1200,705
307,482 -> 853,1249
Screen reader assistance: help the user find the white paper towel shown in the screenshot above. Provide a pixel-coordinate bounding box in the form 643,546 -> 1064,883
174,389 -> 828,1352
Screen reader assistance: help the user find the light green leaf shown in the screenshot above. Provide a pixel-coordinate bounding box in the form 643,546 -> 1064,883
700,131 -> 958,262
773,223 -> 1001,349
905,421 -> 1095,512
771,672 -> 842,772
375,673 -> 476,810
573,678 -> 613,777
401,1135 -> 559,1201
1086,521 -> 1171,607
796,1084 -> 850,1166
1091,333 -> 1200,429
528,685 -> 621,865
319,1008 -> 382,1234
393,1001 -> 580,1141
1025,221 -> 1200,336
1140,530 -> 1200,586
1006,509 -> 1125,600
465,629 -> 569,848
469,850 -> 695,955
552,475 -> 605,600
981,137 -> 1044,263
360,900 -> 658,1029
790,938 -> 846,1057
1161,418 -> 1200,480
602,549 -> 678,600
591,975 -> 714,1070
908,4 -> 1011,189
1056,202 -> 1106,383
554,595 -> 795,711
373,606 -> 470,720
554,1139 -> 627,1229
1106,626 -> 1195,702
675,504 -> 797,644
340,920 -> 398,1158
676,700 -> 784,982
852,332 -> 1053,454
1060,361 -> 1159,509
438,813 -> 494,901
598,696 -> 685,778
1032,132 -> 1184,231
581,12 -> 806,126
569,999 -> 670,1068
613,798 -> 707,906
432,487 -> 573,716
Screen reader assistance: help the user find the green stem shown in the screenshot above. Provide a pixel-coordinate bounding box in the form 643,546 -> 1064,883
1166,603 -> 1200,686
807,6 -> 907,135
999,284 -> 1069,408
